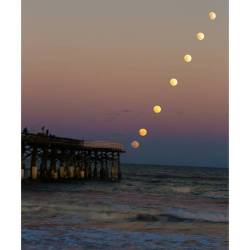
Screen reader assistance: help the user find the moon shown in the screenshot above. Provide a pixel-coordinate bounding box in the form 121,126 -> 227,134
131,140 -> 140,149
139,128 -> 148,137
153,105 -> 162,114
184,54 -> 192,63
209,11 -> 216,20
170,78 -> 178,87
196,32 -> 205,41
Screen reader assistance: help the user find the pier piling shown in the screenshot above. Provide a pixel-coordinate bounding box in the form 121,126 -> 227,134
22,131 -> 125,182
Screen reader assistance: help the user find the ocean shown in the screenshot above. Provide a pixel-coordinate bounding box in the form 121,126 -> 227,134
22,164 -> 228,250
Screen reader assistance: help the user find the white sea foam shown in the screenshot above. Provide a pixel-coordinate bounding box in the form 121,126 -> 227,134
163,207 -> 228,223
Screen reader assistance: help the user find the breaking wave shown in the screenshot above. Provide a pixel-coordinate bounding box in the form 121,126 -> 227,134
132,208 -> 228,223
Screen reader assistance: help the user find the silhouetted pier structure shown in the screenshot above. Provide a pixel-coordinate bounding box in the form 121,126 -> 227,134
21,130 -> 125,182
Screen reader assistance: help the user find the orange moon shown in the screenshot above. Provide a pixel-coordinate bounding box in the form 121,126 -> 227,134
196,32 -> 205,41
131,140 -> 140,149
170,78 -> 178,87
153,105 -> 162,114
209,11 -> 216,20
139,128 -> 148,137
184,54 -> 192,63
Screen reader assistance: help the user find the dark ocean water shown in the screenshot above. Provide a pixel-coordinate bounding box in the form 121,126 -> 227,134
22,164 -> 228,250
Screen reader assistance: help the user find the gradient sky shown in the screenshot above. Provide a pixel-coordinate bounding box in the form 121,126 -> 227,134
22,0 -> 228,167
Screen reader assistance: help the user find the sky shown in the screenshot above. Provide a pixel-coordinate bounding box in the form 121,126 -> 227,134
22,0 -> 228,167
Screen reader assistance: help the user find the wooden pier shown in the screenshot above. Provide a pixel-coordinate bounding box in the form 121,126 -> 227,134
21,130 -> 125,182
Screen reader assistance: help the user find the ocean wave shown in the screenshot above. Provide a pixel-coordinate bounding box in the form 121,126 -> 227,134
130,173 -> 228,182
161,208 -> 228,223
131,207 -> 228,223
22,227 -> 228,250
170,186 -> 192,193
133,213 -> 159,222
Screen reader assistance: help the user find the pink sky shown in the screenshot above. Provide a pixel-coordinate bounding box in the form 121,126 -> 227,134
22,0 -> 228,166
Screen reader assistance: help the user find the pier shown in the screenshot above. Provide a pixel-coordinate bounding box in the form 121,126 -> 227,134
21,130 -> 125,182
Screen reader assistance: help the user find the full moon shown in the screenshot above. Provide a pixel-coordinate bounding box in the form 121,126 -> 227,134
131,140 -> 140,149
209,11 -> 216,20
139,128 -> 148,137
196,32 -> 205,41
184,54 -> 192,63
153,105 -> 162,114
170,78 -> 178,87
